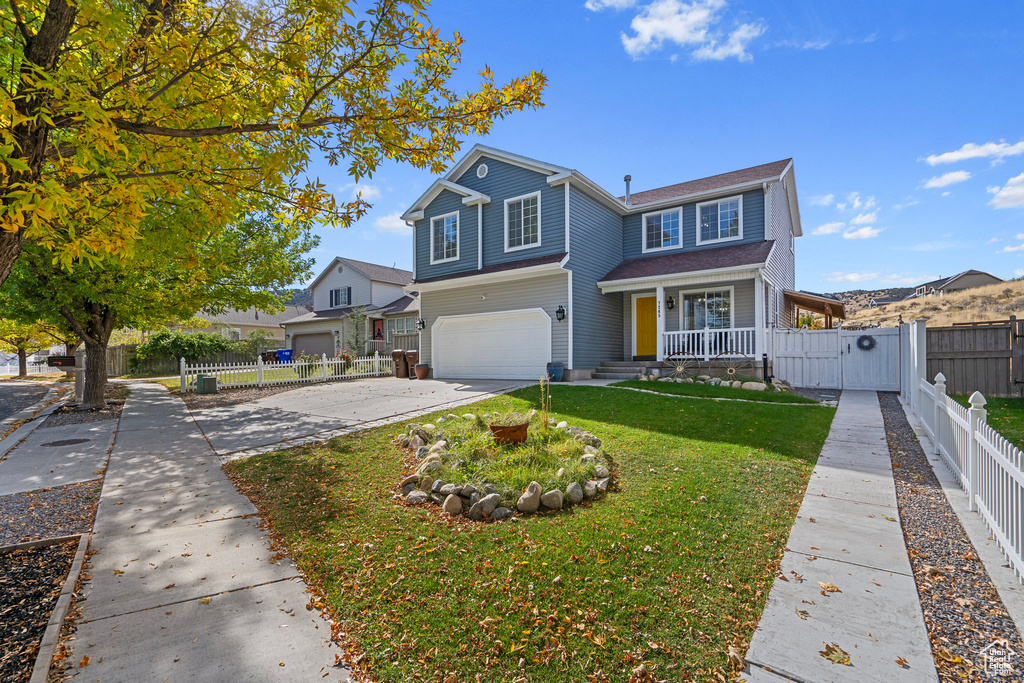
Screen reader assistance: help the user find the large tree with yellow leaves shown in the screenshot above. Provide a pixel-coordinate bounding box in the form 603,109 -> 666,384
0,0 -> 546,284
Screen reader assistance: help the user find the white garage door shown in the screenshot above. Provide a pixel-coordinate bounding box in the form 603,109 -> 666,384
433,310 -> 551,380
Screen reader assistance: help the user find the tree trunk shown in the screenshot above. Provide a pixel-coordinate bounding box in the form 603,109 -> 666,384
82,339 -> 108,410
17,349 -> 27,377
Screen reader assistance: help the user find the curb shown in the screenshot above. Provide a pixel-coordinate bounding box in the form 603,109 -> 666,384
0,534 -> 85,554
21,533 -> 90,683
0,397 -> 67,462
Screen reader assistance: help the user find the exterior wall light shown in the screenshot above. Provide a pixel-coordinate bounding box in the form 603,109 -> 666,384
666,296 -> 675,311
416,318 -> 426,331
555,305 -> 566,322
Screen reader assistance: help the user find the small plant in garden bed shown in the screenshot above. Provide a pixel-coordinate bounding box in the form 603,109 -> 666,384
393,409 -> 612,520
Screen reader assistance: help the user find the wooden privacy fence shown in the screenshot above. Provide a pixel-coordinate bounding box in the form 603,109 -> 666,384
106,344 -> 282,377
180,353 -> 393,392
925,317 -> 1024,397
916,372 -> 1024,583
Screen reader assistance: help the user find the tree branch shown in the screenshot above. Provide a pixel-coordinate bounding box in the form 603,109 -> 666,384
8,0 -> 33,43
110,116 -> 348,138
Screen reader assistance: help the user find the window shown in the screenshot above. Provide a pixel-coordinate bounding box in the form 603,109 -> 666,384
681,289 -> 733,330
642,208 -> 681,253
697,196 -> 743,244
386,316 -> 417,341
504,192 -> 541,251
329,287 -> 350,308
430,211 -> 459,263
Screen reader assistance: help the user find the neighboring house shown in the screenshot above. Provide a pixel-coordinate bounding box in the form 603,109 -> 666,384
177,306 -> 307,342
281,257 -> 419,357
400,144 -> 810,380
869,297 -> 903,308
905,270 -> 1004,299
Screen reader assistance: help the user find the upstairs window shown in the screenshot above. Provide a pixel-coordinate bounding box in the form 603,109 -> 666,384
430,212 -> 459,263
329,287 -> 350,307
505,192 -> 541,251
697,196 -> 743,245
642,208 -> 681,253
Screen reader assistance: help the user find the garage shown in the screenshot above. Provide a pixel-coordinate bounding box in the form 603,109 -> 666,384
292,332 -> 334,358
432,310 -> 551,380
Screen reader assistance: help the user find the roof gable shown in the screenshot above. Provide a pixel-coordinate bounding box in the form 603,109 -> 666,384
308,257 -> 412,290
444,144 -> 569,182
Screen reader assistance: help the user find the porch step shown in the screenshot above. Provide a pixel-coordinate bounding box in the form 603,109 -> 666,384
599,360 -> 654,368
593,372 -> 644,380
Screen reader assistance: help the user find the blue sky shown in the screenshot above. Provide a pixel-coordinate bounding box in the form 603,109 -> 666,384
301,0 -> 1024,293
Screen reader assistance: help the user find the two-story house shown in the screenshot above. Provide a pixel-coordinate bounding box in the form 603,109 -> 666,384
401,145 -> 826,381
281,257 -> 419,357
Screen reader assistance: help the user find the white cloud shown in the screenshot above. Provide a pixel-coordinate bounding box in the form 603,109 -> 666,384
1016,233 -> 1024,240
941,191 -> 951,197
849,210 -> 878,225
925,140 -> 1024,166
923,170 -> 971,188
809,193 -> 835,206
892,200 -> 919,210
881,273 -> 924,286
843,226 -> 882,240
585,0 -> 637,9
612,0 -> 765,61
827,271 -> 879,283
987,237 -> 1001,244
373,212 -> 411,236
812,221 -> 845,235
989,173 -> 1024,209
909,241 -> 959,252
1016,269 -> 1024,278
1000,243 -> 1024,253
771,39 -> 831,50
353,183 -> 381,201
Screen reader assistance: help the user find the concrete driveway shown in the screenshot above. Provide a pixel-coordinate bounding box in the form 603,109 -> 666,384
191,377 -> 528,457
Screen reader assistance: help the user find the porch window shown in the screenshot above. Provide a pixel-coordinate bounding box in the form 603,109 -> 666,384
505,192 -> 541,251
386,316 -> 417,341
681,289 -> 733,330
697,196 -> 742,244
642,208 -> 681,253
431,211 -> 459,263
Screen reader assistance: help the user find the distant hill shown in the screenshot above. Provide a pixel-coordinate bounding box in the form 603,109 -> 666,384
276,288 -> 312,308
832,287 -> 915,317
841,280 -> 1024,327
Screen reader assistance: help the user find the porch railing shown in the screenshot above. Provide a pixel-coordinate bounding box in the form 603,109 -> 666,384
364,333 -> 420,356
663,327 -> 757,360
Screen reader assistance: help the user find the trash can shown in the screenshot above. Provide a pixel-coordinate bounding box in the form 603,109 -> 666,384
404,350 -> 419,379
260,350 -> 278,363
276,348 -> 294,362
392,350 -> 408,378
546,362 -> 565,382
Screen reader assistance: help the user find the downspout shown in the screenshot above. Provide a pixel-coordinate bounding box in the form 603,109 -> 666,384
477,203 -> 483,270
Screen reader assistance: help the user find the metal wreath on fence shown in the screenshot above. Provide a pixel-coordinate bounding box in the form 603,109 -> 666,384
856,334 -> 877,351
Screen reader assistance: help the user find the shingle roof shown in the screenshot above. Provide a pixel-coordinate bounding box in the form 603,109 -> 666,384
414,252 -> 567,285
622,159 -> 792,206
379,295 -> 419,315
282,304 -> 385,325
338,258 -> 412,285
203,306 -> 309,327
599,241 -> 774,283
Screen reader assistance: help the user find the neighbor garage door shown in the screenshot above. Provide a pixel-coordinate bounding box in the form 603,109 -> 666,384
433,310 -> 551,380
292,332 -> 334,358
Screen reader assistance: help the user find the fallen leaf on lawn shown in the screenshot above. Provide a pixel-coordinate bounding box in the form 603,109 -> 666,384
936,648 -> 961,664
895,657 -> 909,668
79,656 -> 91,668
818,582 -> 841,594
795,608 -> 810,620
726,645 -> 744,667
819,643 -> 851,666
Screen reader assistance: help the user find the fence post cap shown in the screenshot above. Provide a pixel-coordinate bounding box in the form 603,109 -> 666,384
934,372 -> 946,385
969,391 -> 987,408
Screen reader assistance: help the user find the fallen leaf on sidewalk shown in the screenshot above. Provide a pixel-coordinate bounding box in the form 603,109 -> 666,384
164,583 -> 176,589
819,643 -> 851,666
795,608 -> 810,620
895,656 -> 909,668
199,597 -> 212,604
79,656 -> 91,668
818,581 -> 841,594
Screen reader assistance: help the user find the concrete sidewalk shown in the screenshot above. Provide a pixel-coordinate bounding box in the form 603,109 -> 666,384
744,390 -> 938,682
72,383 -> 346,682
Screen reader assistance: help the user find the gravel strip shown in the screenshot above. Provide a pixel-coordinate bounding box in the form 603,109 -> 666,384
42,385 -> 128,429
0,481 -> 102,546
0,541 -> 77,683
791,386 -> 841,405
179,383 -> 303,410
878,391 -> 1023,680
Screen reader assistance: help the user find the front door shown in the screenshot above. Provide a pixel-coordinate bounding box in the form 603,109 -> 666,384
373,319 -> 384,341
636,296 -> 657,357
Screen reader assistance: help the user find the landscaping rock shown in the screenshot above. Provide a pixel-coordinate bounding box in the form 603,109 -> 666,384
682,377 -> 694,383
419,476 -> 434,492
418,459 -> 442,475
406,490 -> 428,505
439,483 -> 462,496
461,484 -> 478,497
409,435 -> 425,449
593,464 -> 609,478
490,507 -> 513,521
547,418 -> 557,427
446,413 -> 459,420
583,480 -> 598,499
400,474 -> 420,487
468,492 -> 480,507
442,494 -> 462,515
462,413 -> 477,420
431,480 -> 444,494
566,482 -> 584,505
555,421 -> 569,430
468,501 -> 485,520
584,445 -> 598,455
596,477 -> 610,492
516,481 -> 542,513
540,489 -> 564,510
429,441 -> 447,454
415,446 -> 429,458
401,483 -> 416,496
422,423 -> 436,432
741,381 -> 767,391
478,493 -> 501,516
401,438 -> 410,448
556,467 -> 566,478
697,375 -> 711,381
484,484 -> 499,495
526,409 -> 538,420
430,493 -> 445,505
731,380 -> 742,388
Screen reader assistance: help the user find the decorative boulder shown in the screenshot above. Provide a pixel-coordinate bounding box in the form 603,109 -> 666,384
439,483 -> 462,496
462,413 -> 477,420
400,474 -> 420,488
419,476 -> 434,492
431,480 -> 444,493
478,493 -> 501,516
517,481 -> 542,513
461,484 -> 478,497
442,494 -> 462,515
422,424 -> 436,432
430,493 -> 445,505
556,467 -> 566,478
401,483 -> 416,496
596,478 -> 610,492
468,501 -> 485,520
584,445 -> 599,456
581,453 -> 597,462
566,482 -> 584,505
416,446 -> 429,458
429,441 -> 448,454
593,464 -> 610,479
409,435 -> 425,450
406,490 -> 428,505
741,381 -> 767,392
540,489 -> 564,510
418,459 -> 442,475
583,480 -> 598,499
490,507 -> 513,521
555,421 -> 569,430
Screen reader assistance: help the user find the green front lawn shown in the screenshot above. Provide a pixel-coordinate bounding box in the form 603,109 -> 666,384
226,385 -> 835,682
613,379 -> 819,404
953,395 -> 1024,449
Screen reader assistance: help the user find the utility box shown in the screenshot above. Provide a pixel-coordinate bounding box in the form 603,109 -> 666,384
197,375 -> 218,394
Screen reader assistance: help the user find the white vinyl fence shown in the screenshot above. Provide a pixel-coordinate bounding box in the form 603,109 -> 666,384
180,353 -> 393,393
915,368 -> 1024,582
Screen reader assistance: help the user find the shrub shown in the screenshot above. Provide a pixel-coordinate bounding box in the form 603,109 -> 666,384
128,329 -> 229,369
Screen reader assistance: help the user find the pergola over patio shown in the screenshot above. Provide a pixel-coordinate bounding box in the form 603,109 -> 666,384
785,290 -> 846,329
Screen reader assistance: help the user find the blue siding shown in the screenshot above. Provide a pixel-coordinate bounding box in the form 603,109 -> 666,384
414,189 -> 479,280
455,156 -> 565,266
566,186 -> 624,368
622,189 -> 765,261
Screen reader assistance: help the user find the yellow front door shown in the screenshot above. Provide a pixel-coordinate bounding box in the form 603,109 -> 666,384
636,296 -> 657,356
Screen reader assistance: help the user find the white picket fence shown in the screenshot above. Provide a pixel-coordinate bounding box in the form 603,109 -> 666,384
918,371 -> 1024,581
179,353 -> 393,393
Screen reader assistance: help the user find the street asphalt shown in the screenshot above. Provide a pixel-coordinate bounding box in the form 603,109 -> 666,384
0,382 -> 47,422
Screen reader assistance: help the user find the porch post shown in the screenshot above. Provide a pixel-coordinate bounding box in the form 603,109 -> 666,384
754,273 -> 765,359
656,285 -> 665,361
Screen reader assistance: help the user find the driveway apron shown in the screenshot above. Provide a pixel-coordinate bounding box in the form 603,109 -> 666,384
744,390 -> 938,682
73,383 -> 346,682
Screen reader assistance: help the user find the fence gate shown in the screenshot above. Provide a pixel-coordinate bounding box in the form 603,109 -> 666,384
773,327 -> 901,391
